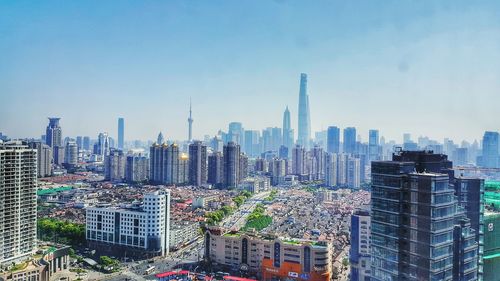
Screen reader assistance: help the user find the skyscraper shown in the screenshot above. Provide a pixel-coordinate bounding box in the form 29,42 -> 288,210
228,122 -> 244,146
282,106 -> 294,152
343,127 -> 356,154
208,152 -> 224,187
45,117 -> 62,148
368,129 -> 380,161
188,100 -> 193,142
104,149 -> 126,182
125,154 -> 149,183
223,141 -> 240,188
117,117 -> 124,150
0,141 -> 37,264
189,141 -> 207,186
325,153 -> 337,187
481,131 -> 499,168
370,151 -> 479,281
292,145 -> 307,178
297,73 -> 311,149
82,136 -> 91,151
157,132 -> 165,144
64,141 -> 78,166
327,126 -> 340,154
28,141 -> 52,177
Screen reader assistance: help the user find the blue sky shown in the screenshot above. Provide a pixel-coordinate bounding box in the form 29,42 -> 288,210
1,1 -> 499,143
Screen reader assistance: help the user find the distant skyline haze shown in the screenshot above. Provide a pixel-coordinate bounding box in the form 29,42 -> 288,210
1,1 -> 499,143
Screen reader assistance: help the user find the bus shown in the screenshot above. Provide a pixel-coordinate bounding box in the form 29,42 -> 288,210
145,265 -> 156,275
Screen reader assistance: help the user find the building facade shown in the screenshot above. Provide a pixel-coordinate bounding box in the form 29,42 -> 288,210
0,141 -> 37,264
86,190 -> 171,257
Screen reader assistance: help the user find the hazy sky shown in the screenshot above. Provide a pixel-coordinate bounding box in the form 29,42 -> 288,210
1,1 -> 499,143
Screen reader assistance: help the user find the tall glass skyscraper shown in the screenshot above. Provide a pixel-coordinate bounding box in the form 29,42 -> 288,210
117,117 -> 124,150
282,106 -> 294,152
45,117 -> 62,148
481,131 -> 499,168
297,73 -> 311,149
343,127 -> 357,154
327,126 -> 340,154
369,129 -> 380,161
371,151 -> 480,281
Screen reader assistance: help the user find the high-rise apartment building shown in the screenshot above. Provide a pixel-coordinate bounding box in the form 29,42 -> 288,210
117,117 -> 124,150
327,126 -> 340,154
125,154 -> 149,183
297,73 -> 311,149
0,141 -> 37,264
28,141 -> 52,177
350,209 -> 371,281
64,141 -> 78,166
343,127 -> 357,154
223,141 -> 240,188
325,153 -> 337,187
208,152 -> 223,187
149,143 -> 184,185
292,145 -> 307,179
347,157 -> 361,189
104,149 -> 126,182
188,141 -> 207,186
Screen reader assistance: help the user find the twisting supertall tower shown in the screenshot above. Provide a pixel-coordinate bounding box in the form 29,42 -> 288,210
297,73 -> 311,149
188,99 -> 193,142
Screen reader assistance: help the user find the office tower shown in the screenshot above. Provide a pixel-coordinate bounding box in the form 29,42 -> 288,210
403,133 -> 411,144
278,145 -> 288,159
292,145 -> 307,178
297,73 -> 311,149
64,141 -> 78,166
453,147 -> 468,166
28,141 -> 52,177
350,209 -> 371,281
157,132 -> 165,144
239,153 -> 248,181
371,151 -> 479,281
208,152 -> 223,187
368,129 -> 380,161
347,157 -> 361,188
282,106 -> 294,152
86,190 -> 171,256
117,117 -> 124,150
76,136 -> 83,150
53,145 -> 65,165
210,136 -> 224,153
327,126 -> 340,154
228,122 -> 244,145
481,131 -> 499,168
262,128 -> 273,152
244,130 -> 260,157
82,136 -> 91,151
269,158 -> 285,186
309,146 -> 325,181
272,127 -> 283,151
94,132 -> 110,157
188,101 -> 193,142
325,153 -> 337,187
343,127 -> 357,154
45,117 -> 62,147
223,142 -> 240,188
104,149 -> 126,182
0,141 -> 37,264
189,141 -> 207,186
125,154 -> 149,183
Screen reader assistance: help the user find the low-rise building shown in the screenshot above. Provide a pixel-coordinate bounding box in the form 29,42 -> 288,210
85,190 -> 171,258
169,221 -> 200,250
204,227 -> 332,281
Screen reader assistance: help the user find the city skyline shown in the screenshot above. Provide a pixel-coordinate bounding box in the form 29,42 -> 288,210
2,1 -> 500,142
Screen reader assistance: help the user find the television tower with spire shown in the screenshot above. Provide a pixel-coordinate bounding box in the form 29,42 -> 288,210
188,99 -> 193,142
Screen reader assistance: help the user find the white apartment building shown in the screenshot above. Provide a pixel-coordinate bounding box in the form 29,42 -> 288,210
0,141 -> 38,264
